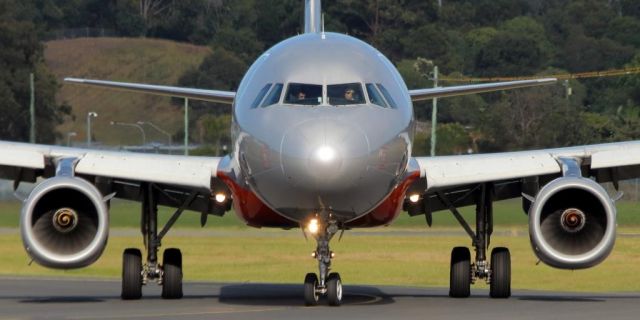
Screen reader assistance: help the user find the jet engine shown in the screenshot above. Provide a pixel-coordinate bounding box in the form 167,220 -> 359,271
528,177 -> 616,269
20,177 -> 109,269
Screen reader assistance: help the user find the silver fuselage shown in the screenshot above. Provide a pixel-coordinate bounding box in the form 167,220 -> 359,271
231,32 -> 414,224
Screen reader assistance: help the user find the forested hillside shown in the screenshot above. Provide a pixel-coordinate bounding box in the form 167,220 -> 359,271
45,38 -> 210,146
3,0 -> 640,155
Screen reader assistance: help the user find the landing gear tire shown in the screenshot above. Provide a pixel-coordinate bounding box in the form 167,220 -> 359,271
121,248 -> 142,300
161,248 -> 183,299
449,247 -> 471,298
304,273 -> 320,306
327,272 -> 343,306
489,247 -> 511,298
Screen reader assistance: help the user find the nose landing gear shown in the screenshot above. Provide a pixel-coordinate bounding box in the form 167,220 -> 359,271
303,218 -> 343,306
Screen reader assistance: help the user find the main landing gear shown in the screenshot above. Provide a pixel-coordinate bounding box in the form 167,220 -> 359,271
437,183 -> 511,299
121,183 -> 197,300
303,217 -> 343,306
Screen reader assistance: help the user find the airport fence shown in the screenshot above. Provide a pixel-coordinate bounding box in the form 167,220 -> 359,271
43,28 -> 119,41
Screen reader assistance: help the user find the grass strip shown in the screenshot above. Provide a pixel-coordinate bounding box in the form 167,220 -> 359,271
1,227 -> 638,292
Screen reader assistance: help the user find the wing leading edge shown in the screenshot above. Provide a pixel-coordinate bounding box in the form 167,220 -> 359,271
0,141 -> 231,216
409,78 -> 557,102
64,78 -> 236,105
413,141 -> 640,191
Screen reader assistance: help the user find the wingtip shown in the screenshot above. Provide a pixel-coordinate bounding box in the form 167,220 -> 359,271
63,77 -> 83,83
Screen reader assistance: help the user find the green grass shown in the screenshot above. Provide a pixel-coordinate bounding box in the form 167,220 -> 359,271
2,199 -> 640,292
0,229 -> 639,292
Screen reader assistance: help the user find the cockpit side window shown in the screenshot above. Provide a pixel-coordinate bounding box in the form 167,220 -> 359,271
327,83 -> 365,105
365,83 -> 388,108
260,83 -> 283,107
251,84 -> 272,109
377,84 -> 398,109
285,83 -> 323,105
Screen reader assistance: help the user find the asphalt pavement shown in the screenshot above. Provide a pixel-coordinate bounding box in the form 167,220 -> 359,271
0,277 -> 638,320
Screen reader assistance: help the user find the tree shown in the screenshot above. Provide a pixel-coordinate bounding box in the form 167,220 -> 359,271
606,16 -> 640,48
479,86 -> 588,151
431,123 -> 471,155
475,32 -> 544,77
115,0 -> 145,36
176,48 -> 247,120
139,0 -> 171,30
560,33 -> 635,73
195,114 -> 231,155
0,0 -> 70,143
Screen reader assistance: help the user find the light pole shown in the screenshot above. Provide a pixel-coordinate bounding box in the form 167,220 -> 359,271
66,131 -> 77,146
184,98 -> 189,155
137,121 -> 172,150
86,112 -> 98,147
110,121 -> 146,146
430,66 -> 438,157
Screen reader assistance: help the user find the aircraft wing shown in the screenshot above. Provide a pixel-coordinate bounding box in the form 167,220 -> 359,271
0,141 -> 229,214
408,141 -> 640,213
408,78 -> 556,102
64,78 -> 236,104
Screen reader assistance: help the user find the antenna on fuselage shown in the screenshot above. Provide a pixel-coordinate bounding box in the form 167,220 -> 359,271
304,0 -> 321,33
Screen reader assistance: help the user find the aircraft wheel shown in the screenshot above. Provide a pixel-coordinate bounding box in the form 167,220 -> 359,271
162,248 -> 183,299
303,273 -> 319,306
326,272 -> 343,306
121,248 -> 142,300
490,247 -> 511,298
449,247 -> 471,298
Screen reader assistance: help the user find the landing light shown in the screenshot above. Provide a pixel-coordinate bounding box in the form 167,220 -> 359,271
307,218 -> 320,234
409,194 -> 420,203
315,145 -> 336,163
215,193 -> 227,203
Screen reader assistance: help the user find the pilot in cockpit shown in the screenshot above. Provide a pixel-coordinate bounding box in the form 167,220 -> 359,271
297,91 -> 306,101
344,88 -> 355,101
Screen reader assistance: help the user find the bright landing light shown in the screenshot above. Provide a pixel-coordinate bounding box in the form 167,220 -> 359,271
409,194 -> 420,203
307,218 -> 320,234
215,193 -> 227,203
315,145 -> 336,162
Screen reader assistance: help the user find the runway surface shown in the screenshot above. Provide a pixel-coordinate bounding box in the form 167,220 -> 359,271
0,277 -> 638,320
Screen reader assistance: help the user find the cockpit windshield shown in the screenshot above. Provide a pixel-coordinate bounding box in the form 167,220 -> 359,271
285,83 -> 323,105
327,83 -> 365,105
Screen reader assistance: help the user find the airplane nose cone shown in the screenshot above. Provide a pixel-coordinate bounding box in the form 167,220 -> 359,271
281,118 -> 369,192
310,144 -> 342,172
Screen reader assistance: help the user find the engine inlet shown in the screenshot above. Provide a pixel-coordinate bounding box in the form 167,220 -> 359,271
560,208 -> 586,233
52,208 -> 79,233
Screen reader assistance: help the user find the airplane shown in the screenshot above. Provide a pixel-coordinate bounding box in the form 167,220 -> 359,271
0,0 -> 635,306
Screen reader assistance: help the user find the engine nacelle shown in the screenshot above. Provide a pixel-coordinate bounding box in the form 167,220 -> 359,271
20,177 -> 109,269
528,177 -> 616,269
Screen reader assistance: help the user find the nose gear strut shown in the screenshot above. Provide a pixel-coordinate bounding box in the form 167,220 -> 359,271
304,215 -> 343,306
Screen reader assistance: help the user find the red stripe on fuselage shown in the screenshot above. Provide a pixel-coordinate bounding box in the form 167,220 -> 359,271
346,170 -> 420,228
217,171 -> 298,228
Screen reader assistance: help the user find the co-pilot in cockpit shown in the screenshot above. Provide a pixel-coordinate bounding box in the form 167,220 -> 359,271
327,83 -> 365,105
